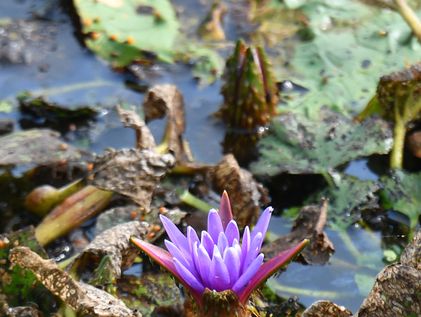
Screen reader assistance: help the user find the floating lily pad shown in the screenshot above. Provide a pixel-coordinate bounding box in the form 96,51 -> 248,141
380,170 -> 421,231
72,0 -> 223,83
251,109 -> 392,176
309,175 -> 380,230
73,0 -> 179,65
281,0 -> 421,115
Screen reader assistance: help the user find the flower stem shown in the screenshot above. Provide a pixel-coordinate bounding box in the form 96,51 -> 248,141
179,190 -> 215,213
390,118 -> 406,169
394,0 -> 421,42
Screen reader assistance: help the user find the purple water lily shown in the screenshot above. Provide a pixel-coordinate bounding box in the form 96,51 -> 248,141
131,191 -> 307,306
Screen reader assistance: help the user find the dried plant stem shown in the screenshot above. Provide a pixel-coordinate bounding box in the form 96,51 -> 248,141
394,0 -> 421,41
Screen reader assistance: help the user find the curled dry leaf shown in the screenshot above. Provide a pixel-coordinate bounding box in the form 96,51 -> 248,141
262,200 -> 334,264
9,247 -> 141,317
143,84 -> 193,164
69,221 -> 149,283
0,129 -> 81,166
116,105 -> 156,150
89,148 -> 175,208
212,154 -> 269,228
302,300 -> 352,317
357,230 -> 421,317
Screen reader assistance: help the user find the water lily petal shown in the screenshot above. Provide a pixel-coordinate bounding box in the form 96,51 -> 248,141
240,226 -> 251,270
193,242 -> 213,286
232,253 -> 264,294
131,237 -> 203,304
223,246 -> 241,285
238,239 -> 309,304
242,232 -> 262,273
201,231 -> 215,258
187,226 -> 200,253
173,257 -> 205,294
250,206 -> 273,241
217,232 -> 229,253
210,245 -> 230,291
219,191 -> 233,229
207,209 -> 224,242
160,215 -> 189,255
225,220 -> 240,246
165,239 -> 196,275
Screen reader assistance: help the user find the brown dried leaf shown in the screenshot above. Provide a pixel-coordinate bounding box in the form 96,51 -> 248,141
89,148 -> 175,208
70,221 -> 149,282
302,300 -> 352,317
9,247 -> 141,317
262,200 -> 334,264
357,230 -> 421,317
143,84 -> 193,163
0,129 -> 81,166
116,105 -> 156,150
212,154 -> 269,228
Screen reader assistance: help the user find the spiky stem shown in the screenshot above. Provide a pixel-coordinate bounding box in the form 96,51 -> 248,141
394,0 -> 421,42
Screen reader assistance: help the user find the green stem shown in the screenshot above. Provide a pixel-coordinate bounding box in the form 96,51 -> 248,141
390,118 -> 406,169
321,171 -> 335,187
179,190 -> 215,213
394,0 -> 421,42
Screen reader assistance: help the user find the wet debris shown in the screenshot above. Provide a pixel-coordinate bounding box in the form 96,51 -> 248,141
302,300 -> 352,317
70,221 -> 149,287
19,95 -> 97,132
0,303 -> 43,317
212,154 -> 269,228
89,148 -> 175,208
262,200 -> 334,264
357,230 -> 421,317
117,272 -> 183,317
0,129 -> 82,166
0,120 -> 13,136
0,19 -> 57,64
143,84 -> 193,164
9,246 -> 142,317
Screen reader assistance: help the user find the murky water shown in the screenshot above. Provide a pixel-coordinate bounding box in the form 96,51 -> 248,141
0,0 -> 410,314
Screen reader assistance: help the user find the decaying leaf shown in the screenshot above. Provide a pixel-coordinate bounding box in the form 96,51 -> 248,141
9,247 -> 141,317
0,129 -> 82,166
143,85 -> 193,164
117,273 -> 183,317
357,230 -> 421,316
69,221 -> 149,285
211,154 -> 269,228
302,300 -> 352,317
263,200 -> 334,264
116,105 -> 156,150
309,175 -> 380,230
380,170 -> 421,231
89,148 -> 175,208
251,109 -> 392,176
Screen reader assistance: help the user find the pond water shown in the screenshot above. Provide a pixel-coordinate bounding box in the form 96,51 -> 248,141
0,0 -> 410,314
